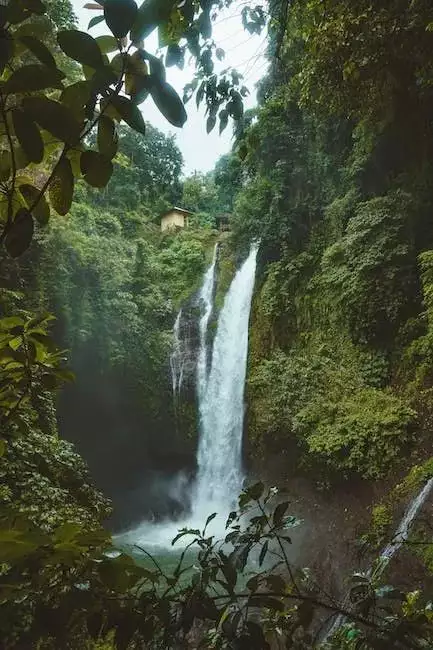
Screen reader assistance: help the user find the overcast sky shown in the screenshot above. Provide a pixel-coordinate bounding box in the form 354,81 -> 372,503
70,0 -> 268,175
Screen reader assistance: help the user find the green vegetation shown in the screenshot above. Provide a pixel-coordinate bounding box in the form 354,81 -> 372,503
2,0 -> 433,647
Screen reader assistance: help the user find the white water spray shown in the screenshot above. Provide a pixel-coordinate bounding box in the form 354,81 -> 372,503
170,309 -> 184,399
120,244 -> 258,549
196,243 -> 219,399
193,243 -> 259,519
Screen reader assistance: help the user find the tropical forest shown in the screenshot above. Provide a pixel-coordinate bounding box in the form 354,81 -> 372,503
2,0 -> 433,647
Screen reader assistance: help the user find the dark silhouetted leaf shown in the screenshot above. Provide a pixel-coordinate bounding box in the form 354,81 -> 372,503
49,157 -> 73,215
0,150 -> 11,182
165,43 -> 182,68
19,35 -> 56,68
57,30 -> 104,68
60,80 -> 92,114
80,150 -> 113,187
0,29 -> 13,74
111,95 -> 146,134
273,501 -> 289,528
19,183 -> 50,225
12,108 -> 43,163
5,64 -> 64,93
151,79 -> 187,127
104,0 -> 137,38
265,574 -> 286,593
5,208 -> 34,258
249,481 -> 265,500
98,116 -> 118,159
130,0 -> 173,43
259,540 -> 268,567
88,14 -> 104,29
206,115 -> 216,133
23,97 -> 81,144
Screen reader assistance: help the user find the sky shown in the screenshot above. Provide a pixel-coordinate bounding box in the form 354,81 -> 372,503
70,0 -> 268,175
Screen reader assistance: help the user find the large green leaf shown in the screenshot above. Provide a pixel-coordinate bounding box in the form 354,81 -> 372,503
104,0 -> 137,39
130,0 -> 174,43
80,150 -> 113,187
19,34 -> 56,68
49,157 -> 74,215
4,208 -> 34,258
57,30 -> 104,69
4,64 -> 64,93
60,80 -> 92,115
12,108 -> 44,163
96,34 -> 119,54
151,78 -> 187,127
0,150 -> 11,182
23,97 -> 81,145
19,183 -> 50,225
110,95 -> 146,134
0,29 -> 14,74
88,14 -> 105,30
97,116 -> 118,159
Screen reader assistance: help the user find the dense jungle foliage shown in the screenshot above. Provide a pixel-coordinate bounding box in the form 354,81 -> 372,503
2,0 -> 433,648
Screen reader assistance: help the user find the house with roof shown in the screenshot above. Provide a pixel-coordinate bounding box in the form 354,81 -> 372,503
160,207 -> 192,232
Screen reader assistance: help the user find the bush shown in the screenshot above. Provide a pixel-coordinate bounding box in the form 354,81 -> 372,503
295,387 -> 415,479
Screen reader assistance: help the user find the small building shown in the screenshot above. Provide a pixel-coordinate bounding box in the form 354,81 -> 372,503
160,207 -> 192,232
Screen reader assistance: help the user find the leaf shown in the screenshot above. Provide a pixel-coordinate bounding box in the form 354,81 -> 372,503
49,157 -> 73,216
130,0 -> 174,43
57,30 -> 104,69
5,208 -> 34,258
23,97 -> 81,145
0,150 -> 11,182
90,66 -> 117,94
88,14 -> 105,29
220,557 -> 237,591
19,183 -> 50,225
60,80 -> 92,115
80,150 -> 113,188
246,575 -> 259,592
151,79 -> 187,127
204,512 -> 217,529
265,574 -> 286,593
273,501 -> 289,528
249,481 -> 265,500
4,64 -> 64,93
110,95 -> 146,134
12,108 -> 44,164
259,540 -> 268,567
125,51 -> 150,102
19,35 -> 56,68
219,109 -> 228,134
96,34 -> 119,54
0,29 -> 14,75
97,116 -> 118,159
206,115 -> 216,133
165,43 -> 182,68
104,0 -> 137,39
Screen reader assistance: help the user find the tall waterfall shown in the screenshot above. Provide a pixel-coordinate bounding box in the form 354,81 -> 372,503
196,243 -> 219,400
120,243 -> 258,548
193,243 -> 258,518
170,309 -> 184,399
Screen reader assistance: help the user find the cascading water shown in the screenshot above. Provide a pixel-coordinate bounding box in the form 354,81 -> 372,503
325,477 -> 433,640
196,243 -> 219,399
193,243 -> 258,519
120,243 -> 258,549
170,309 -> 184,400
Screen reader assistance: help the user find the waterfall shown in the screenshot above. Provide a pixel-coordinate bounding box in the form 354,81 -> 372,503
379,477 -> 433,562
120,243 -> 258,549
193,243 -> 258,518
196,243 -> 219,400
170,309 -> 184,399
325,477 -> 433,641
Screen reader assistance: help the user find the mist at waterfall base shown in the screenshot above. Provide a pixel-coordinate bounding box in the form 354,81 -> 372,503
119,244 -> 258,551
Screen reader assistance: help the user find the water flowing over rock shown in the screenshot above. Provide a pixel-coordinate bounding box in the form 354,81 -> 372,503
193,243 -> 259,519
196,243 -> 219,400
120,243 -> 258,548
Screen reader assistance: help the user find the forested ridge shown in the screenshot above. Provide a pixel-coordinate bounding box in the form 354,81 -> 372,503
2,0 -> 433,648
